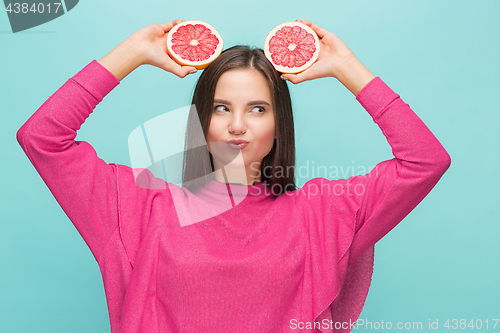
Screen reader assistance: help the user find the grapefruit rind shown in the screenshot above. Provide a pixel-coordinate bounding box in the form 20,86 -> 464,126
264,21 -> 320,74
166,20 -> 224,70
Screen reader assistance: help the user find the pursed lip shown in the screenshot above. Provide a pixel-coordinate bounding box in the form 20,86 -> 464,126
227,139 -> 249,144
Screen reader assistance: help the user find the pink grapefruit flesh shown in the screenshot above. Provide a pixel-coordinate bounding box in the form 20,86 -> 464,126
166,20 -> 224,70
264,22 -> 320,74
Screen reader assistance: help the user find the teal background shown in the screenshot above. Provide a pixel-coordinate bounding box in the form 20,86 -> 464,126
1,0 -> 499,332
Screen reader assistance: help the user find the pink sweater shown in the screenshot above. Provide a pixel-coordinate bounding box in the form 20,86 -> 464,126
17,60 -> 451,332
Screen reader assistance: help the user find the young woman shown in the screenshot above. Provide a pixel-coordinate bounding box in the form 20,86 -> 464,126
17,19 -> 451,333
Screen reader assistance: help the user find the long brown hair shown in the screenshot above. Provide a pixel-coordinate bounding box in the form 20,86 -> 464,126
181,45 -> 297,196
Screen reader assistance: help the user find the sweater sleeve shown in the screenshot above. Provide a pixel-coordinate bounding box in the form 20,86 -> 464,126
298,76 -> 451,265
16,60 -> 121,263
347,77 -> 451,263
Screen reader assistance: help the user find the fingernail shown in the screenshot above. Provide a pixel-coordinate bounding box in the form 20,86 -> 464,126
189,69 -> 197,74
280,75 -> 288,81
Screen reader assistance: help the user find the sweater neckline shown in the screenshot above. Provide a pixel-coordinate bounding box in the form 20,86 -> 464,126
204,179 -> 270,197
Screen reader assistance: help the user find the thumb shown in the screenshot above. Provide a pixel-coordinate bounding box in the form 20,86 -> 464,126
157,55 -> 198,78
280,69 -> 317,84
177,65 -> 198,78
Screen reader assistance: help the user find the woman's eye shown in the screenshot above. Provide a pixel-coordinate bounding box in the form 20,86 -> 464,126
214,105 -> 228,112
251,107 -> 266,114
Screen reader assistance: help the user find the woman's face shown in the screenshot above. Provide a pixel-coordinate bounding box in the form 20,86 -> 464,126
206,68 -> 276,177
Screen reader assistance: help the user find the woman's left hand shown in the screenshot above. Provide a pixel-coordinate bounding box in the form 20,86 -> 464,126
280,20 -> 360,84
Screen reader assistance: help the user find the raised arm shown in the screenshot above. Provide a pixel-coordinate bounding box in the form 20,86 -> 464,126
291,20 -> 451,264
347,77 -> 451,262
16,60 -> 121,263
16,20 -> 198,263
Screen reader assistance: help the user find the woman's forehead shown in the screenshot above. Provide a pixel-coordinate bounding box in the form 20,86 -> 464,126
214,69 -> 272,104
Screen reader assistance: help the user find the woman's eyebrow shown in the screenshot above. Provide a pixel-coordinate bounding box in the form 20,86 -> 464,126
213,99 -> 271,106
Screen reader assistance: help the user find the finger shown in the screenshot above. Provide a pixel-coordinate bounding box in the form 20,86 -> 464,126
297,20 -> 329,39
161,58 -> 198,78
179,66 -> 199,78
280,66 -> 320,84
159,19 -> 183,33
170,64 -> 197,78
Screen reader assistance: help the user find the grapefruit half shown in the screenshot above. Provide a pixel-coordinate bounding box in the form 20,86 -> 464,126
166,20 -> 224,70
264,22 -> 320,74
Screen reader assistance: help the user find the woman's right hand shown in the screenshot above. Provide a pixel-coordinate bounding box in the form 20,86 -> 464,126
99,19 -> 198,80
280,20 -> 375,95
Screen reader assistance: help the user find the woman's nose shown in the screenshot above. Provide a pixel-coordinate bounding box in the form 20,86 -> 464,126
228,113 -> 247,134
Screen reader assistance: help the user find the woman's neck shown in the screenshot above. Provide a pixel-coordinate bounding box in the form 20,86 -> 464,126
212,163 -> 262,186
